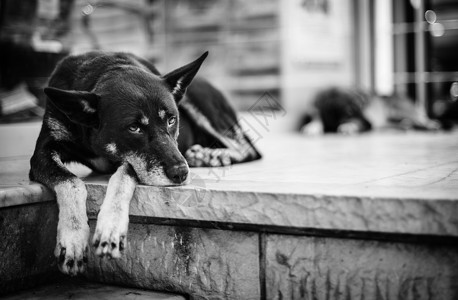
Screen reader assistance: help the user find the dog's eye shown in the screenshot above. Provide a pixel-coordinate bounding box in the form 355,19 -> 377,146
128,124 -> 142,134
168,116 -> 176,127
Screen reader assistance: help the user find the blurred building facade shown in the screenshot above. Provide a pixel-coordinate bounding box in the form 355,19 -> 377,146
1,0 -> 457,128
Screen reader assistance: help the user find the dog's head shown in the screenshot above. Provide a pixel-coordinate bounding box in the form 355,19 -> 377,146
44,52 -> 208,186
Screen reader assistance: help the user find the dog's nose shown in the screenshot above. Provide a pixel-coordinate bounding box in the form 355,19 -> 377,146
165,163 -> 189,184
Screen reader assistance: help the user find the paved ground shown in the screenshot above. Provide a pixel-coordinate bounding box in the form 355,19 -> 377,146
2,277 -> 184,300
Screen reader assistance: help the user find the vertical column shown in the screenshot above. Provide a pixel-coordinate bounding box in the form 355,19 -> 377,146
415,0 -> 428,118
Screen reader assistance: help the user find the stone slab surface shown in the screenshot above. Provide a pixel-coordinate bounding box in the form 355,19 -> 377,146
85,132 -> 458,237
0,122 -> 41,158
2,277 -> 185,300
1,121 -> 458,237
86,222 -> 260,300
266,234 -> 458,300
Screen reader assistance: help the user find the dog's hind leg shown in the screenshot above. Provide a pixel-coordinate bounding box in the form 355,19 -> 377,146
30,148 -> 90,276
92,163 -> 137,259
180,98 -> 261,167
178,78 -> 261,167
183,124 -> 259,167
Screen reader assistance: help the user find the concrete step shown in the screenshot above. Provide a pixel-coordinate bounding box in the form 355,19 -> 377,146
2,278 -> 185,300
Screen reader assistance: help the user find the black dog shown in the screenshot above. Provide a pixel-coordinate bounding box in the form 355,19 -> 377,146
29,51 -> 261,276
300,87 -> 440,135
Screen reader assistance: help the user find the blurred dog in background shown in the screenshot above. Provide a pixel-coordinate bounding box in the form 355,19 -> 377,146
299,87 -> 443,135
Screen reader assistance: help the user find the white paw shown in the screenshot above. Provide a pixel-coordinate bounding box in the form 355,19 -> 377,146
301,120 -> 323,136
55,222 -> 90,276
92,209 -> 128,259
185,144 -> 231,167
338,122 -> 360,135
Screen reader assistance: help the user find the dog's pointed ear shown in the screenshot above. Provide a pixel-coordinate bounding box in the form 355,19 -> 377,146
162,51 -> 208,102
44,87 -> 100,127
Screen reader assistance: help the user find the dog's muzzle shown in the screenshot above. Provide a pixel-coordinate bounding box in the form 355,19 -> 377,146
165,163 -> 189,184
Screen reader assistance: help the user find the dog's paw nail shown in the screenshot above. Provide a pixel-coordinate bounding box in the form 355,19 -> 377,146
111,242 -> 117,249
93,239 -> 100,248
119,236 -> 126,251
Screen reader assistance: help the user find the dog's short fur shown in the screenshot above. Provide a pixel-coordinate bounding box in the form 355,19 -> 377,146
300,87 -> 440,135
29,51 -> 261,275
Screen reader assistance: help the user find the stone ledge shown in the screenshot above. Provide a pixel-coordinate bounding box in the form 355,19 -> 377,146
4,177 -> 458,238
0,183 -> 54,208
2,132 -> 458,239
85,182 -> 458,238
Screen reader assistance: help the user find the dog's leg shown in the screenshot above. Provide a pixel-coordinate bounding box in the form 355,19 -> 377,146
30,150 -> 90,276
184,123 -> 259,167
92,162 -> 137,259
54,179 -> 90,275
180,101 -> 260,167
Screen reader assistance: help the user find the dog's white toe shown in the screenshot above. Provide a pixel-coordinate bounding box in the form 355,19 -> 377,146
338,122 -> 360,135
301,120 -> 324,136
92,211 -> 128,259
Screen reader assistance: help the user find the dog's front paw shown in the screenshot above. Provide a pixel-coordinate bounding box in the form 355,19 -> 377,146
338,121 -> 361,135
92,210 -> 128,259
185,144 -> 231,167
55,223 -> 90,276
301,120 -> 323,136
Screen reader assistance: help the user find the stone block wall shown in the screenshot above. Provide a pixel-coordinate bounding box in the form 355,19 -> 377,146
85,218 -> 458,300
265,235 -> 458,300
86,222 -> 260,300
0,202 -> 61,295
2,202 -> 458,299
